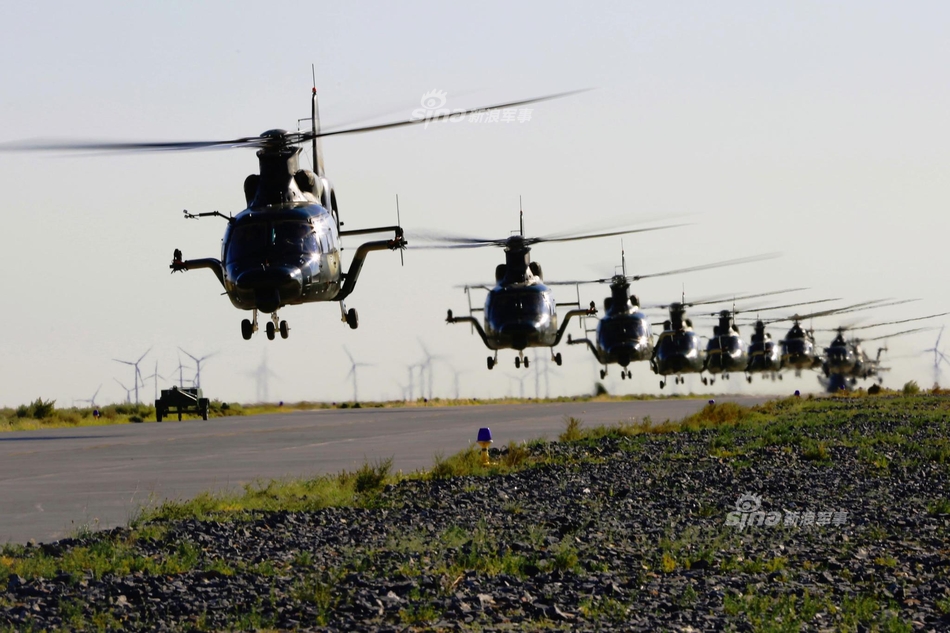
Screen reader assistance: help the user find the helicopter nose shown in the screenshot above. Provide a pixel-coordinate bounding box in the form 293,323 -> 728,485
499,323 -> 538,350
234,267 -> 303,311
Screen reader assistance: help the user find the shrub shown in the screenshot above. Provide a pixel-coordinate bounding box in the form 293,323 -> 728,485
903,381 -> 920,395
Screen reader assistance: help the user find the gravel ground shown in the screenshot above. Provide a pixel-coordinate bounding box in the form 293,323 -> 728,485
2,398 -> 949,631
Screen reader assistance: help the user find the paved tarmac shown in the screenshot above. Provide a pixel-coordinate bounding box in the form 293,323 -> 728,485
0,397 -> 770,544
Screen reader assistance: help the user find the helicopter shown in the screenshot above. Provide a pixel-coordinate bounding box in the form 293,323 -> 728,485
2,83 -> 582,340
557,252 -> 780,380
425,209 -> 677,369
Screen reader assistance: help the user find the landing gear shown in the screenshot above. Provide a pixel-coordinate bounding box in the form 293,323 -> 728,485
241,309 -> 259,340
279,320 -> 289,339
515,356 -> 521,369
600,369 -> 607,379
514,353 -> 529,369
524,356 -> 530,369
625,369 -> 632,379
266,321 -> 276,340
340,302 -> 359,330
487,356 -> 495,370
747,375 -> 753,384
553,352 -> 562,366
660,380 -> 666,389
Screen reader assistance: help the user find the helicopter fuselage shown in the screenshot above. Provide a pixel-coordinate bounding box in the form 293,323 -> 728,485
651,328 -> 705,377
780,330 -> 823,371
483,282 -> 558,350
746,331 -> 781,373
222,204 -> 341,313
704,333 -> 747,375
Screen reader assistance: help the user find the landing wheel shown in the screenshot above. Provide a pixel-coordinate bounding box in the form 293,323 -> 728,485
600,369 -> 606,379
515,357 -> 521,369
279,320 -> 289,339
626,370 -> 633,379
554,353 -> 562,366
660,380 -> 666,389
747,376 -> 753,384
524,357 -> 530,369
702,377 -> 708,385
778,374 -> 783,381
621,372 -> 626,380
266,321 -> 276,340
241,319 -> 253,340
487,357 -> 495,370
346,308 -> 359,330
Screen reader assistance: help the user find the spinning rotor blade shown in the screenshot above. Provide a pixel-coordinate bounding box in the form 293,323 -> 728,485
765,298 -> 893,325
652,287 -> 805,311
548,253 -> 781,286
863,327 -> 934,343
733,298 -> 842,320
411,222 -> 683,251
1,90 -> 589,154
847,311 -> 949,331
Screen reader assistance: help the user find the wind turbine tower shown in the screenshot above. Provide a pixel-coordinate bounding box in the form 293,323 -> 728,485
344,347 -> 373,402
112,348 -> 150,404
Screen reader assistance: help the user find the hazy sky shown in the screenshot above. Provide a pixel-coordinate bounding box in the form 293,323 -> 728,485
1,1 -> 948,407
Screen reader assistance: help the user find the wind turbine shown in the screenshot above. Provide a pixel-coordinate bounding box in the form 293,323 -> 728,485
450,366 -> 468,399
175,352 -> 192,388
246,351 -> 279,403
532,349 -> 552,399
112,348 -> 150,404
923,326 -> 950,386
113,378 -> 133,404
76,384 -> 102,408
418,339 -> 447,400
179,348 -> 216,389
344,347 -> 373,402
507,373 -> 529,399
143,361 -> 164,402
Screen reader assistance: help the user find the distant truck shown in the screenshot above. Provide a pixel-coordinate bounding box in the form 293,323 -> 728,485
155,386 -> 210,422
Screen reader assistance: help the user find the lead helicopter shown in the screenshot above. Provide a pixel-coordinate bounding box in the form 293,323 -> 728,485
422,210 -> 677,369
2,81 -> 582,340
555,251 -> 779,380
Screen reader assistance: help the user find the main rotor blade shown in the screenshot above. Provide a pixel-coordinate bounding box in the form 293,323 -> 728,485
313,89 -> 590,139
765,298 -> 892,325
734,298 -> 842,319
527,223 -> 684,245
546,253 -> 781,287
848,311 -> 949,331
2,89 -> 589,154
863,327 -> 934,343
630,253 -> 782,283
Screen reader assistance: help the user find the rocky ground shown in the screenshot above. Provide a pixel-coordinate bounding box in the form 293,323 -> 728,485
2,396 -> 949,631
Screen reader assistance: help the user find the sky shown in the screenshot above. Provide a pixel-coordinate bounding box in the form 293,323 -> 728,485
1,1 -> 948,407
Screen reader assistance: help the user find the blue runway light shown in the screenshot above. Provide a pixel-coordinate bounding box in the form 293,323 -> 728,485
477,427 -> 493,443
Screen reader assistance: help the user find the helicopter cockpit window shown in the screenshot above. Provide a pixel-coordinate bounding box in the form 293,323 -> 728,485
602,319 -> 646,340
226,223 -> 269,263
274,222 -> 318,256
227,221 -> 319,263
492,293 -> 546,318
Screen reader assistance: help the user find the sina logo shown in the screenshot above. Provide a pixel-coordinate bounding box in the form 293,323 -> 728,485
725,493 -> 781,531
411,90 -> 464,128
735,494 -> 761,513
420,89 -> 447,110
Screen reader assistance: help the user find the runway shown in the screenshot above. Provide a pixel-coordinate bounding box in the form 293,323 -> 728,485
0,397 -> 769,544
